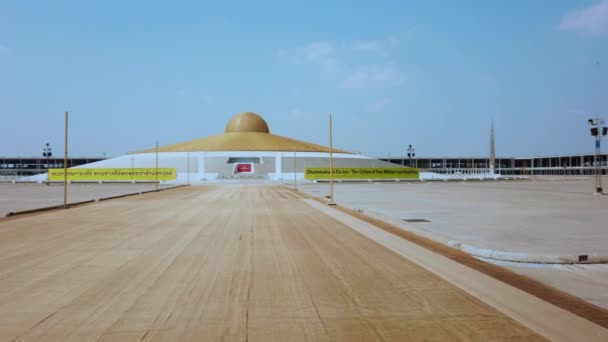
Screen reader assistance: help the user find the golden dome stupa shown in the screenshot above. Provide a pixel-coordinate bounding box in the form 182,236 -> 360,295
225,112 -> 270,133
136,112 -> 349,153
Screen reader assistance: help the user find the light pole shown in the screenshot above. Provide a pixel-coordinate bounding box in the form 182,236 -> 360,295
155,141 -> 159,191
588,118 -> 607,194
328,113 -> 336,205
293,151 -> 297,190
63,112 -> 68,208
407,145 -> 415,168
43,143 -> 52,184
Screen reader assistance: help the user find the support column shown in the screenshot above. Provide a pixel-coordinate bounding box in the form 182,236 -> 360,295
275,152 -> 282,181
198,153 -> 206,180
531,159 -> 534,175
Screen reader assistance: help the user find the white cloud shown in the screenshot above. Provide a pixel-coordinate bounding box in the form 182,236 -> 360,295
278,41 -> 340,74
200,94 -> 214,105
387,27 -> 416,47
280,38 -> 407,89
342,64 -> 405,89
387,36 -> 401,48
351,29 -> 415,56
368,98 -> 393,112
300,42 -> 333,61
352,41 -> 387,55
297,41 -> 338,71
276,48 -> 289,58
559,0 -> 608,36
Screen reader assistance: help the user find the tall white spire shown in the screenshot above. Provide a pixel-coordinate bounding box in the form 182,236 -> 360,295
489,120 -> 496,174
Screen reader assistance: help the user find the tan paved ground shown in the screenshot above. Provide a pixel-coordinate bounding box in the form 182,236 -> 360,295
0,185 -> 546,341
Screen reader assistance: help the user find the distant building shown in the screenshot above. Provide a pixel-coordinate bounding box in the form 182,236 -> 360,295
380,154 -> 608,176
18,112 -> 397,183
381,121 -> 607,176
0,157 -> 103,180
4,112 -> 606,182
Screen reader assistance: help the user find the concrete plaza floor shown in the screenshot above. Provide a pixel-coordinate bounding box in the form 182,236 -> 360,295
0,183 -> 173,216
299,176 -> 608,257
0,185 -> 559,341
299,176 -> 608,309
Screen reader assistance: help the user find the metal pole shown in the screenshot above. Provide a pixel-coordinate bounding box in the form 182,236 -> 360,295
329,113 -> 335,204
293,151 -> 297,190
155,141 -> 159,191
596,136 -> 602,193
43,143 -> 51,185
63,111 -> 68,208
130,157 -> 134,182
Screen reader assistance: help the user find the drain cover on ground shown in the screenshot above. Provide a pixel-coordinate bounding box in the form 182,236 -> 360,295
402,219 -> 431,223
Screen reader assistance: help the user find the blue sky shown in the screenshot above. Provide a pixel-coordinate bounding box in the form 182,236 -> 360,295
1,0 -> 607,158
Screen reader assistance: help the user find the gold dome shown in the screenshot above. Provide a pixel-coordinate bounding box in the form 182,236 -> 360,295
225,112 -> 270,133
134,111 -> 352,154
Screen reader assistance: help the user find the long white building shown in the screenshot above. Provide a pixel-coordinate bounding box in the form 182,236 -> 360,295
54,112 -> 398,184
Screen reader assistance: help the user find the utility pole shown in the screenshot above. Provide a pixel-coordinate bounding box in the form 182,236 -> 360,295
155,141 -> 159,191
63,112 -> 68,208
293,151 -> 297,190
588,118 -> 607,194
490,121 -> 496,175
43,143 -> 52,185
407,145 -> 415,167
328,113 -> 335,205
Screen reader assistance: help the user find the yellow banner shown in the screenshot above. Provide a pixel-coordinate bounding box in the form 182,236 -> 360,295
305,167 -> 419,180
49,168 -> 177,181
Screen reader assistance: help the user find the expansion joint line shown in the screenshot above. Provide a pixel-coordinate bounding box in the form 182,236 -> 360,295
285,210 -> 333,340
245,205 -> 254,342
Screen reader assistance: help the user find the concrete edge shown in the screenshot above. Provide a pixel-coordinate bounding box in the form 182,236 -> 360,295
447,241 -> 608,264
5,200 -> 95,217
4,185 -> 189,218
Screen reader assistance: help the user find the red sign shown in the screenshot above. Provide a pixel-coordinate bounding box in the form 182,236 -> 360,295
236,164 -> 252,173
